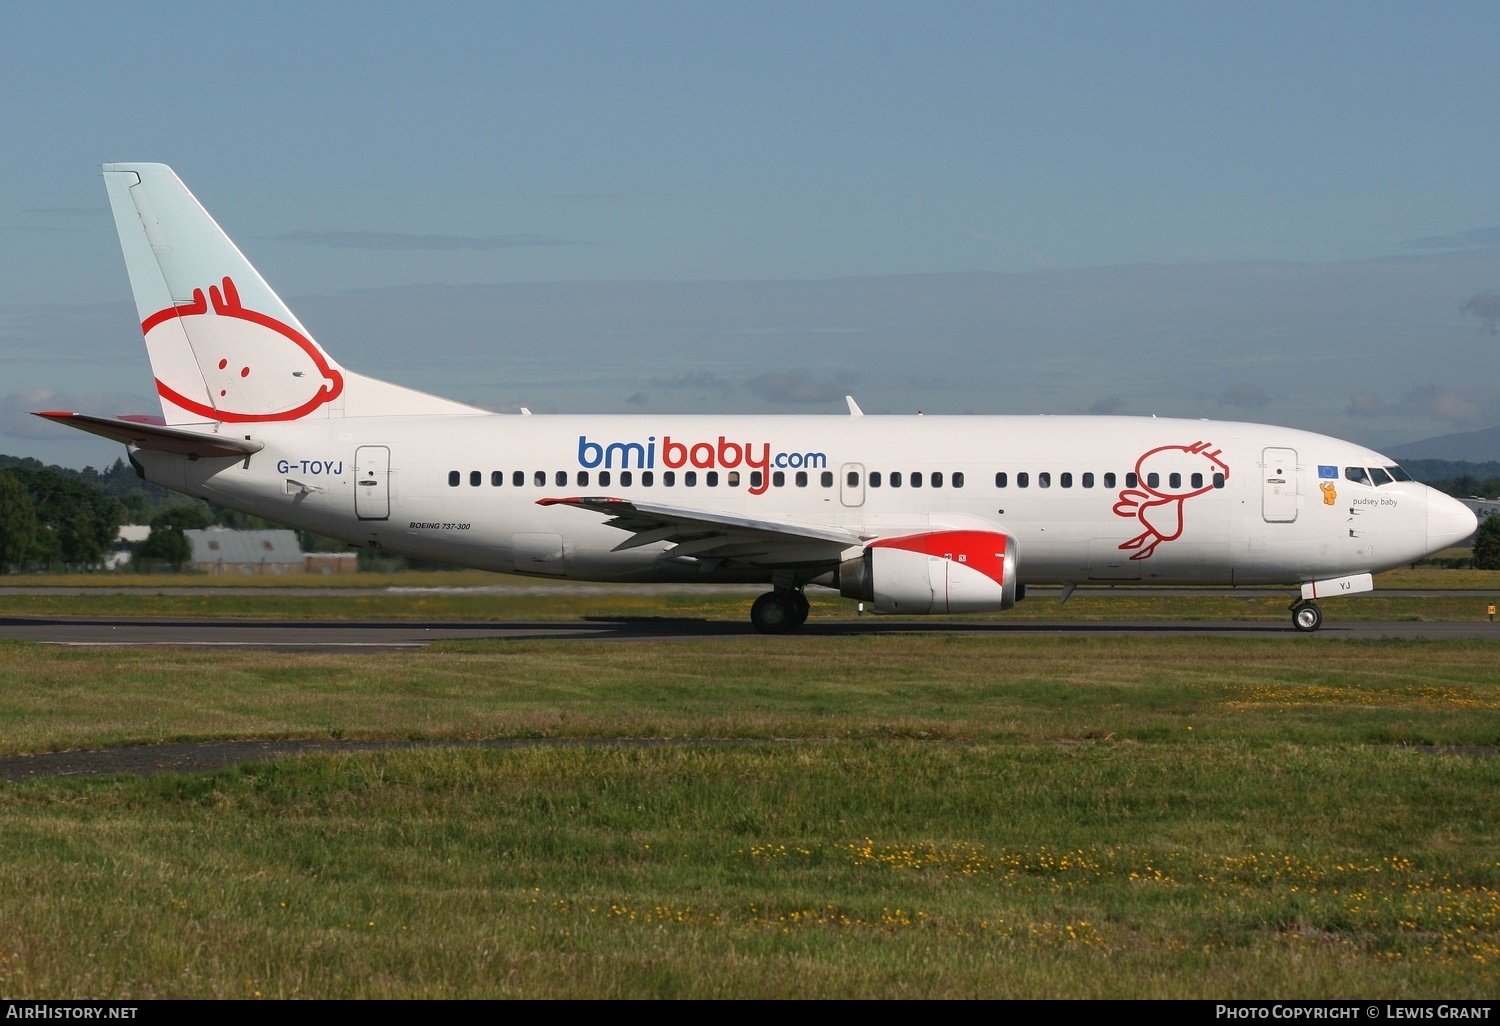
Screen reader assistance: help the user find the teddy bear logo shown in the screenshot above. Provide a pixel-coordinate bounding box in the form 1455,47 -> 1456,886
1112,440 -> 1230,560
1319,481 -> 1337,505
140,276 -> 343,423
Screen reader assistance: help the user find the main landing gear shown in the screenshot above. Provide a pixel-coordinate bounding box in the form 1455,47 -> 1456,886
1290,600 -> 1323,633
750,587 -> 810,634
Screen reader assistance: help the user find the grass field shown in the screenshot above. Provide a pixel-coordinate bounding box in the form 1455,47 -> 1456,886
1,635 -> 1498,997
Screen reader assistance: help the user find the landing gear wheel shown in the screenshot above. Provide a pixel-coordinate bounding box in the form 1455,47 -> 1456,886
788,590 -> 810,628
1291,601 -> 1322,633
751,591 -> 797,634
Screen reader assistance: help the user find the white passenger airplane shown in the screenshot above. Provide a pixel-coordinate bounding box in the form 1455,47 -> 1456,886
37,163 -> 1478,632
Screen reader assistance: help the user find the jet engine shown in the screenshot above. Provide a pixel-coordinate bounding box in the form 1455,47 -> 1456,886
837,530 -> 1018,614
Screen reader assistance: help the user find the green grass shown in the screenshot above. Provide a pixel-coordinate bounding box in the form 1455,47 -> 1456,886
2,635 -> 1499,997
1,742 -> 1497,997
2,636 -> 1499,754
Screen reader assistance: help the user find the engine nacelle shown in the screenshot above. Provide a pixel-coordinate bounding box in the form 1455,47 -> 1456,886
838,530 -> 1018,614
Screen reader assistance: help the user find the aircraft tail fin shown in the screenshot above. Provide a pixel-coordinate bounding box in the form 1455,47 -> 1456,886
101,163 -> 485,425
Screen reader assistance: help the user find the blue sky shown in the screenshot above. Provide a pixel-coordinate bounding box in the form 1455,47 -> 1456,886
5,1 -> 1500,467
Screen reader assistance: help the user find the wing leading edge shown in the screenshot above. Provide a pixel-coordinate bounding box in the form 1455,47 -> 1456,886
537,496 -> 864,565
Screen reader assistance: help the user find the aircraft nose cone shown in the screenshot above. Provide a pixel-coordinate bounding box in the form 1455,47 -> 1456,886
1426,488 -> 1479,553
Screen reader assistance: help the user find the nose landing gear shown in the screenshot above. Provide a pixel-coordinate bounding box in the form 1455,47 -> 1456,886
750,587 -> 811,634
1291,600 -> 1322,633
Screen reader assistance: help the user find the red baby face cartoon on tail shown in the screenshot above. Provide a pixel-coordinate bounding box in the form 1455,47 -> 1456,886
1112,441 -> 1230,560
141,277 -> 343,422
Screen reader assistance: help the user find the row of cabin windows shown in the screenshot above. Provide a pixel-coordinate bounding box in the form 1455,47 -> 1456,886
450,469 -> 838,489
994,470 -> 1225,490
447,468 -> 1226,491
863,471 -> 963,489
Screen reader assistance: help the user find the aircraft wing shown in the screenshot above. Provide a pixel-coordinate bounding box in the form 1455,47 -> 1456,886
33,411 -> 264,458
537,496 -> 864,564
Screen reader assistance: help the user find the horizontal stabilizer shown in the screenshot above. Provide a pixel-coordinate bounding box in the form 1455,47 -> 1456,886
33,411 -> 264,458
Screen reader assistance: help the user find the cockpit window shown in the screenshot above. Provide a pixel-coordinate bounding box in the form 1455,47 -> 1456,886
1368,467 -> 1393,486
1386,465 -> 1411,482
1345,467 -> 1370,485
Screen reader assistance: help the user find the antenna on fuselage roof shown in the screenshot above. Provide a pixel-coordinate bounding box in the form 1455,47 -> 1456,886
845,395 -> 863,417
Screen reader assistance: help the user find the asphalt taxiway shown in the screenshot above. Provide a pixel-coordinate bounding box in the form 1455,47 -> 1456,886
1,614 -> 1497,647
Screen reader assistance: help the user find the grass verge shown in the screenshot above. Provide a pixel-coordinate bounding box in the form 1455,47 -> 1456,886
1,635 -> 1497,997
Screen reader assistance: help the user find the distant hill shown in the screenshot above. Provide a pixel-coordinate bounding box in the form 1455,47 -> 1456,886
1386,424 -> 1500,462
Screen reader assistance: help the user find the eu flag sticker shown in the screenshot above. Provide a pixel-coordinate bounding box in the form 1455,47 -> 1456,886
1318,465 -> 1338,479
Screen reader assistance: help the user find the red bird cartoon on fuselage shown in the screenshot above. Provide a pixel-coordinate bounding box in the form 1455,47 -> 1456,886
1113,441 -> 1230,560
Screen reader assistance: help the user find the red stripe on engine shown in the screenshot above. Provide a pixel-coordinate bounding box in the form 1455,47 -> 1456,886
869,530 -> 1009,587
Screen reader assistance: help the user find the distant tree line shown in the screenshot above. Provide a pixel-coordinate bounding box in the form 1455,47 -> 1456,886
0,466 -> 125,571
0,453 -> 358,573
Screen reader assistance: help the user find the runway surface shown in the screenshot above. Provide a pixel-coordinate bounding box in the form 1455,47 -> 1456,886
2,614 -> 1497,647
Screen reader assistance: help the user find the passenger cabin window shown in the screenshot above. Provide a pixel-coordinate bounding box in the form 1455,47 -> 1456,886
578,471 -> 590,486
1169,473 -> 1181,489
795,471 -> 808,487
448,471 -> 460,487
1125,472 -> 1137,489
930,472 -> 942,488
1082,472 -> 1094,488
1146,472 -> 1159,488
1061,472 -> 1073,488
870,471 -> 882,487
891,472 -> 902,488
534,471 -> 545,487
599,470 -> 611,486
621,470 -> 634,486
1345,467 -> 1371,485
1213,473 -> 1225,488
1191,472 -> 1202,489
952,472 -> 964,488
847,471 -> 859,487
706,471 -> 718,486
995,472 -> 1007,488
512,471 -> 523,487
664,471 -> 676,486
1038,472 -> 1051,488
772,471 -> 784,487
910,471 -> 922,488
1104,473 -> 1116,488
727,471 -> 739,487
470,471 -> 481,487
642,471 -> 654,486
555,471 -> 567,487
1017,472 -> 1029,488
685,471 -> 698,486
491,471 -> 503,486
821,471 -> 834,488
748,471 -> 760,488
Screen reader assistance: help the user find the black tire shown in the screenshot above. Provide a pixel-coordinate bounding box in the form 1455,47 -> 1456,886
751,592 -> 796,634
1292,602 -> 1322,633
788,590 -> 810,628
